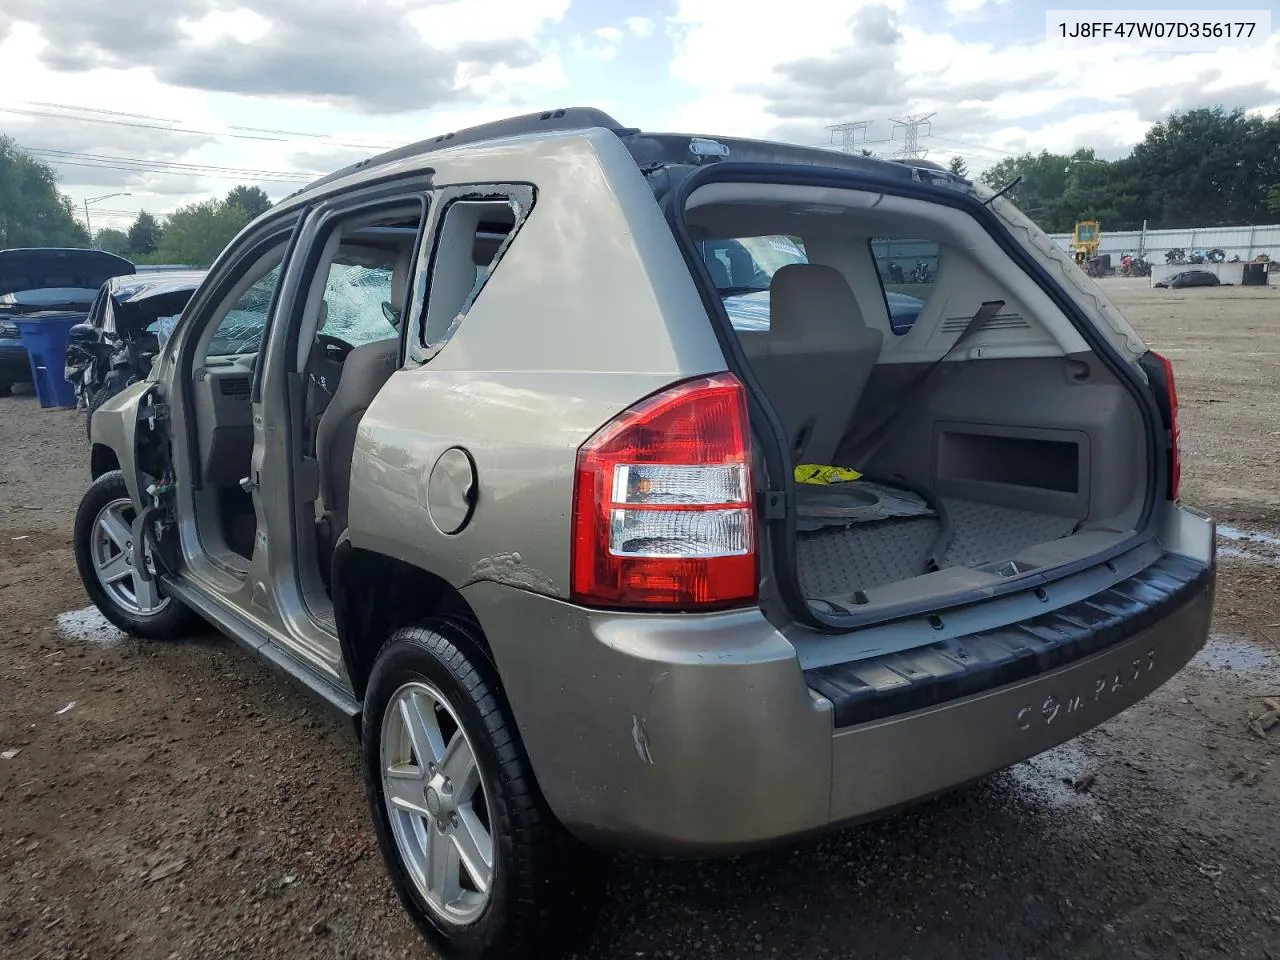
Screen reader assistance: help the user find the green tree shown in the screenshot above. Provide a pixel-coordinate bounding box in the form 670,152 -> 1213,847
94,228 -> 131,256
127,210 -> 162,254
155,200 -> 255,267
948,155 -> 968,177
978,108 -> 1280,231
1131,107 -> 1280,228
1268,184 -> 1280,215
225,185 -> 271,219
0,136 -> 90,247
981,150 -> 1079,231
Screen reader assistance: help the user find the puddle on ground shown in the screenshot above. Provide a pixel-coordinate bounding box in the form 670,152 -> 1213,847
1007,740 -> 1095,809
1216,545 -> 1280,566
1217,524 -> 1280,549
1193,633 -> 1279,675
55,607 -> 126,648
1216,524 -> 1280,568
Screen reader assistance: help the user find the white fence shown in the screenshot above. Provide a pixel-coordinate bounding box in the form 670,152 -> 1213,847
1046,223 -> 1280,262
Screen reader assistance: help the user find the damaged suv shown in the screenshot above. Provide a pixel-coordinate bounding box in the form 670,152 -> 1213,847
75,108 -> 1216,960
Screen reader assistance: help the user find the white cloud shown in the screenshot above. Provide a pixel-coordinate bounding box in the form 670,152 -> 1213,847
943,0 -> 1008,16
624,16 -> 654,37
177,7 -> 271,45
0,0 -> 578,215
568,31 -> 619,63
662,0 -> 1280,172
3,0 -> 1278,224
404,0 -> 570,47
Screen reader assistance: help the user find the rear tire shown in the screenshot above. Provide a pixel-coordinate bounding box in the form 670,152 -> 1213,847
0,381 -> 11,398
363,621 -> 605,960
73,470 -> 200,640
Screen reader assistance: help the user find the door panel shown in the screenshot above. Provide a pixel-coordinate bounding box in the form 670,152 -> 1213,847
248,187 -> 431,686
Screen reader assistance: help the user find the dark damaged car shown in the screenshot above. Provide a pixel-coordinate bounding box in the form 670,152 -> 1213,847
66,270 -> 207,432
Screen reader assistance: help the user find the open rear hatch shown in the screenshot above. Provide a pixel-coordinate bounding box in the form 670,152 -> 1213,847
0,248 -> 135,303
663,159 -> 1171,631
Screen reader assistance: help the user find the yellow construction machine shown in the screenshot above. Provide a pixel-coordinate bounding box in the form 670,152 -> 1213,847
1070,220 -> 1101,265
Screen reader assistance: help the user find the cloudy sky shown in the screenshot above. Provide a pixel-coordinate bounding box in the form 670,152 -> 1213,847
2,0 -> 1278,232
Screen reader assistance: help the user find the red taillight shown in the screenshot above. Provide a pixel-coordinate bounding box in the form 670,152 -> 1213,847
1153,351 -> 1181,500
571,372 -> 758,610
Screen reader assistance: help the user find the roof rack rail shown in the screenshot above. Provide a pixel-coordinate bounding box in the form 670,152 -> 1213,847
297,107 -> 628,195
889,157 -> 946,172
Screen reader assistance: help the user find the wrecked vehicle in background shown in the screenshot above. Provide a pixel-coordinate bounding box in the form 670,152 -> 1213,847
1153,269 -> 1223,290
66,270 -> 207,432
0,248 -> 135,397
74,108 -> 1215,960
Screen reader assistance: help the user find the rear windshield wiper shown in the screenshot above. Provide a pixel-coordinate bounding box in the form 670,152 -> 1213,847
717,285 -> 770,297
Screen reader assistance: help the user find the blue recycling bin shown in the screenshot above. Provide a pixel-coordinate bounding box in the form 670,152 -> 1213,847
13,316 -> 80,408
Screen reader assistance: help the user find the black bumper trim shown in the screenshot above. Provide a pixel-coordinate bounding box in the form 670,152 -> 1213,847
0,344 -> 30,377
806,553 -> 1214,728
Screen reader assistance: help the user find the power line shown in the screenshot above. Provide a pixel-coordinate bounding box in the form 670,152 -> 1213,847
25,146 -> 323,179
0,104 -> 401,152
27,100 -> 183,124
228,123 -> 389,147
0,106 -> 289,142
38,157 -> 312,184
928,134 -> 1018,159
31,101 -> 403,149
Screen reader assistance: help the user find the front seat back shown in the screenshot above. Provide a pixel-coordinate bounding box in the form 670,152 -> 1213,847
315,338 -> 398,532
748,263 -> 883,465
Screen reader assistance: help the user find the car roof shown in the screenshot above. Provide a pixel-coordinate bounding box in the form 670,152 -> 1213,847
279,106 -> 964,210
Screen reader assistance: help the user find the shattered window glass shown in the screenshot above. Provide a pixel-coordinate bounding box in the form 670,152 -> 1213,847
317,262 -> 397,347
206,263 -> 282,358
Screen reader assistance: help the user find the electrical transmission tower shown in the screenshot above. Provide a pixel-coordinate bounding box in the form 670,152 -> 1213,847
826,120 -> 872,153
889,113 -> 935,159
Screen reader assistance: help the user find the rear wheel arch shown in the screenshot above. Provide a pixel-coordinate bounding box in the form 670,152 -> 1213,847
332,543 -> 491,700
90,443 -> 121,480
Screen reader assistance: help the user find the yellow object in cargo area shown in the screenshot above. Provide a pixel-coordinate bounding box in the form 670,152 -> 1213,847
794,464 -> 863,485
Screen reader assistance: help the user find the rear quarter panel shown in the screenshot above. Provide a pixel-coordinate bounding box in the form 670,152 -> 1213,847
346,129 -> 730,596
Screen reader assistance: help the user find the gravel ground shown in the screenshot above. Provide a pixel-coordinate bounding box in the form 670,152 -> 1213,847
2,278 -> 1280,960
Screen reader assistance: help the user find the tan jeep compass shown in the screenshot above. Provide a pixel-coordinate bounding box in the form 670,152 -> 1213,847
74,107 -> 1216,960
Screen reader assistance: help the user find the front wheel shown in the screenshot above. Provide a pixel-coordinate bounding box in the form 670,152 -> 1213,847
363,622 -> 604,959
72,470 -> 200,640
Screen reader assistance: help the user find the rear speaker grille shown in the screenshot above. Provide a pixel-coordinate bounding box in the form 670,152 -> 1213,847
939,313 -> 1030,334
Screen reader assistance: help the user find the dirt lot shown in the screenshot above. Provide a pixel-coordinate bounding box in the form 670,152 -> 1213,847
2,277 -> 1280,960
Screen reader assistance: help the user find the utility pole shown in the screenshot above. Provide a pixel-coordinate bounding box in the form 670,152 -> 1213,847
826,121 -> 873,153
83,192 -> 131,240
888,113 -> 935,159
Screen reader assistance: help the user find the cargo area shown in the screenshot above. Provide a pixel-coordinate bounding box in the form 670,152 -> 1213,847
791,352 -> 1147,612
683,180 -> 1154,619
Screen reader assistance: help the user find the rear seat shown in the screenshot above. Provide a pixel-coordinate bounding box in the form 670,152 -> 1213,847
740,263 -> 883,464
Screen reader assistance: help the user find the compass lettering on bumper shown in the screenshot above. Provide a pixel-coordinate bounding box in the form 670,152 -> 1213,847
1016,649 -> 1157,731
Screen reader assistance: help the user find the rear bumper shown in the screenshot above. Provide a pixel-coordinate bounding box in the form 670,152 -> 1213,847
466,509 -> 1214,856
827,558 -> 1211,823
0,342 -> 30,381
